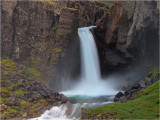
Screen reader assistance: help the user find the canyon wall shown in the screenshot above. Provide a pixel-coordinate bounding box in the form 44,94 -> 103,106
1,0 -> 106,90
94,1 -> 159,74
1,1 -> 159,87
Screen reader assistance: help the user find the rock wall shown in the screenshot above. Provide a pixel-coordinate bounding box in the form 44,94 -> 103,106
2,0 -> 158,87
1,0 -> 105,90
94,1 -> 159,74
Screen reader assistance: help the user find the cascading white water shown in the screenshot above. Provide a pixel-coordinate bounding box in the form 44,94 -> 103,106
30,26 -> 117,120
79,26 -> 100,82
29,105 -> 68,120
62,26 -> 117,97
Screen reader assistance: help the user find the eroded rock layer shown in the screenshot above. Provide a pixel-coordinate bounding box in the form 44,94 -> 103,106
95,1 -> 159,73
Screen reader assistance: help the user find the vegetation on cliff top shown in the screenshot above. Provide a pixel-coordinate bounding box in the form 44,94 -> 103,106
86,78 -> 159,119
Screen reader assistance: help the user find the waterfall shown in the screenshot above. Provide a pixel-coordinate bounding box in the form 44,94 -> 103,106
78,26 -> 100,82
62,26 -> 117,97
29,26 -> 117,120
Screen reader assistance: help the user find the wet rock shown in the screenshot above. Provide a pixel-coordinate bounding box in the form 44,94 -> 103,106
116,92 -> 124,98
39,90 -> 49,98
60,94 -> 67,103
139,80 -> 146,88
54,92 -> 59,97
114,92 -> 124,102
130,89 -> 137,95
81,108 -> 90,119
119,96 -> 127,102
124,91 -> 129,96
131,83 -> 140,89
55,95 -> 61,101
145,77 -> 152,82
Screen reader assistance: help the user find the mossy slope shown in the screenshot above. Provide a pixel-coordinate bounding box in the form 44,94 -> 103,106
0,59 -> 60,119
86,80 -> 159,119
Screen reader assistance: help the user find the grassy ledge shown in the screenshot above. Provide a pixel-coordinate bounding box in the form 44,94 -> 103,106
86,80 -> 159,119
62,7 -> 78,11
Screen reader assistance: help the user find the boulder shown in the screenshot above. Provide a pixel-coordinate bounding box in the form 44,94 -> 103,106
115,92 -> 124,98
119,96 -> 127,102
131,83 -> 140,89
129,89 -> 137,96
139,80 -> 146,88
124,91 -> 129,96
114,92 -> 124,102
145,77 -> 152,82
60,94 -> 67,103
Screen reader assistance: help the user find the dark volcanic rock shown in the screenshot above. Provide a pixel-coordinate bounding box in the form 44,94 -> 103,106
95,1 -> 159,73
114,69 -> 159,103
114,92 -> 123,102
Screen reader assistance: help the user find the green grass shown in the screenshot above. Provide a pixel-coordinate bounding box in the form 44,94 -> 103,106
25,67 -> 41,78
53,48 -> 63,53
14,89 -> 27,96
86,80 -> 160,119
149,66 -> 159,78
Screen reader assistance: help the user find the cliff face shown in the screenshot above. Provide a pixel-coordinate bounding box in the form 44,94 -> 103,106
1,0 -> 105,89
95,1 -> 159,74
1,1 -> 159,84
0,59 -> 67,119
2,0 -> 61,83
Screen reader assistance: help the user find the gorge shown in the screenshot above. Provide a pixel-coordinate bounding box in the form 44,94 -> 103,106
30,26 -> 117,120
1,0 -> 159,120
